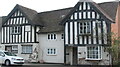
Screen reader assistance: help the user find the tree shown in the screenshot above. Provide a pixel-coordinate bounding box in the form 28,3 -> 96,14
106,32 -> 120,65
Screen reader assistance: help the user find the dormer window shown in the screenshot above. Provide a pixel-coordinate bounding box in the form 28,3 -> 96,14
12,26 -> 21,34
79,22 -> 91,35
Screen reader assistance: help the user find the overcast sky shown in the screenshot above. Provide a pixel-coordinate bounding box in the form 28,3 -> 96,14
0,0 -> 119,16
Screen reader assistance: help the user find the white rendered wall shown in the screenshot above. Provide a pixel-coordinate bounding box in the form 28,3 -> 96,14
38,33 -> 64,63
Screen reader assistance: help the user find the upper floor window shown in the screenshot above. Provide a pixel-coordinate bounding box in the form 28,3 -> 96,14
12,26 -> 21,34
86,46 -> 102,60
79,22 -> 91,35
48,33 -> 57,40
61,34 -> 64,39
25,26 -> 31,32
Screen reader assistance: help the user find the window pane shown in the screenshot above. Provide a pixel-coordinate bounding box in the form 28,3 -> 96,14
51,49 -> 52,54
48,49 -> 50,54
54,49 -> 56,54
48,34 -> 50,39
51,34 -> 53,39
54,34 -> 56,39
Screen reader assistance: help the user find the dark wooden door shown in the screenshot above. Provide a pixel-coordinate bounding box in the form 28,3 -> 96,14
73,47 -> 78,65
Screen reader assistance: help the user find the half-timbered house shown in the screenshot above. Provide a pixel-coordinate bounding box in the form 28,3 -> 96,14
60,0 -> 117,65
1,4 -> 42,62
0,0 -> 119,65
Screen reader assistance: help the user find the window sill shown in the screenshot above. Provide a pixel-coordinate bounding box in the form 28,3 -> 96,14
47,54 -> 57,56
21,53 -> 32,54
85,58 -> 102,61
78,34 -> 91,36
11,33 -> 21,35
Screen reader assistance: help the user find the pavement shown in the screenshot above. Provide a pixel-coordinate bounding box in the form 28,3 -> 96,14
0,63 -> 112,67
23,62 -> 63,65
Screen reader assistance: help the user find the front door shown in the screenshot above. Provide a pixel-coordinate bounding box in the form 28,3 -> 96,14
73,47 -> 78,65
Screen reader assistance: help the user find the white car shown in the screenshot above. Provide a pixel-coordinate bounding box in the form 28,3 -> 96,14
0,50 -> 24,66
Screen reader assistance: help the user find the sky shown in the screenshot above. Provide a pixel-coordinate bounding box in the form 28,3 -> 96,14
0,0 -> 119,16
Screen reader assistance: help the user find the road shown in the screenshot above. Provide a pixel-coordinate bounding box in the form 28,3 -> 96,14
0,64 -> 74,67
0,64 -> 111,67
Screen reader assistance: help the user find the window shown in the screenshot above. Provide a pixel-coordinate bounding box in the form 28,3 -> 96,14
12,45 -> 18,53
47,48 -> 56,55
61,34 -> 64,39
80,22 -> 91,34
47,34 -> 57,40
5,45 -> 18,54
12,26 -> 21,34
25,26 -> 31,32
22,45 -> 32,54
86,46 -> 102,60
96,20 -> 101,28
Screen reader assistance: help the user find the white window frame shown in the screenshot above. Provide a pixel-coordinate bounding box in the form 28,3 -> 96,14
25,26 -> 31,32
47,33 -> 57,40
86,46 -> 102,60
61,33 -> 64,40
22,45 -> 32,54
79,22 -> 91,34
12,45 -> 18,53
47,48 -> 57,55
11,26 -> 21,34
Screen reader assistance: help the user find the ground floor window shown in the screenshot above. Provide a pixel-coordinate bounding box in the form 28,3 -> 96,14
5,45 -> 18,53
86,46 -> 102,60
47,48 -> 56,55
22,45 -> 32,54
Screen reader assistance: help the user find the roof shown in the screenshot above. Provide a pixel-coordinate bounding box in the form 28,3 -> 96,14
2,1 -> 119,33
38,8 -> 72,33
60,0 -> 116,25
3,4 -> 43,26
91,2 -> 115,22
36,1 -> 119,33
98,1 -> 118,21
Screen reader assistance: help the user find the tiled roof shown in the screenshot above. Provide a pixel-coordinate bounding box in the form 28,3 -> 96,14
2,4 -> 44,26
38,8 -> 72,33
98,2 -> 118,21
2,1 -> 119,33
17,4 -> 44,26
39,1 -> 118,33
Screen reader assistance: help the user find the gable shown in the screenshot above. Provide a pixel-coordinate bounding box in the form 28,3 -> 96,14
60,1 -> 114,25
2,4 -> 43,26
3,9 -> 29,26
70,2 -> 102,20
63,1 -> 112,46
